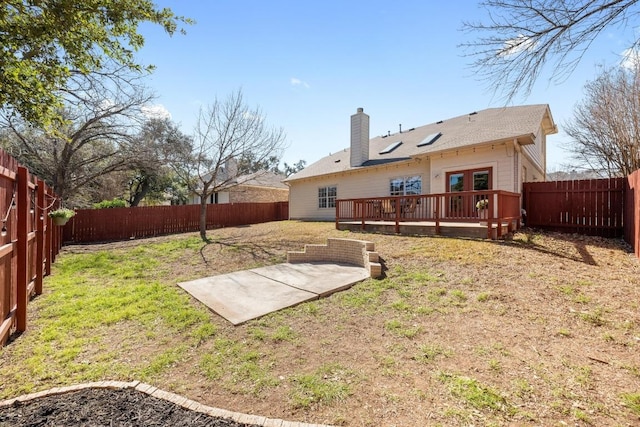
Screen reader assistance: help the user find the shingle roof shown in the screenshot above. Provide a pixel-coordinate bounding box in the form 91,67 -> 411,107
235,170 -> 287,189
286,104 -> 556,181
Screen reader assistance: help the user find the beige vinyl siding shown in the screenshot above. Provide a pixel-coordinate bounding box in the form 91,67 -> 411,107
522,126 -> 545,172
429,143 -> 514,193
521,135 -> 546,181
288,179 -> 336,220
288,159 -> 429,220
521,155 -> 543,182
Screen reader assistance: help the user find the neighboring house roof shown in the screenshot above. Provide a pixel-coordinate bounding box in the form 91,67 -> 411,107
286,104 -> 557,181
234,171 -> 288,189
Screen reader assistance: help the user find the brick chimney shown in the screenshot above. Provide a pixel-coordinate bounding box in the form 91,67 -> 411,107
350,107 -> 370,167
224,157 -> 238,179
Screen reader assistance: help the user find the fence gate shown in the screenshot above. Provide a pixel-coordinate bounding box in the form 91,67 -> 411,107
523,178 -> 626,238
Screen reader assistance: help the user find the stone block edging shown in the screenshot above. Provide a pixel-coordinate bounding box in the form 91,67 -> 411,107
0,381 -> 334,427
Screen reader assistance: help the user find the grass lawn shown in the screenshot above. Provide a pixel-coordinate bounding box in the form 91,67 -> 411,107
1,221 -> 639,426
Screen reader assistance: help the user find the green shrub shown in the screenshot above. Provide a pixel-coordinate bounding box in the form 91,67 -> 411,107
93,198 -> 127,209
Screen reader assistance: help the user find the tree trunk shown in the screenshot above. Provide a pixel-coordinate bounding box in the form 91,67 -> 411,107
199,198 -> 208,241
129,178 -> 151,207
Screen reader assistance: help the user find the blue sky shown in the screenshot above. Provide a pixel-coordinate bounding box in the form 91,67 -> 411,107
135,1 -> 635,172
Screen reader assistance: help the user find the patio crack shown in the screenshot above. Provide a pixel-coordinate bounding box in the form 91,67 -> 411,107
245,268 -> 321,296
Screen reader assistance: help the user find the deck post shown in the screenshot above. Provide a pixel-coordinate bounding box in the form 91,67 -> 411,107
394,196 -> 400,234
435,195 -> 441,235
335,201 -> 340,230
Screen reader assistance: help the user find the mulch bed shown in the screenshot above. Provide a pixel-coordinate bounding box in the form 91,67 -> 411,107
0,388 -> 258,427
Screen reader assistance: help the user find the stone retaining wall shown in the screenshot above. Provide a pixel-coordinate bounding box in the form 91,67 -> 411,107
287,238 -> 382,278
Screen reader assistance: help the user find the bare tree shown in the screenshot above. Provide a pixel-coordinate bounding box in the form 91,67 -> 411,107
173,89 -> 287,241
462,0 -> 640,101
564,65 -> 640,177
0,68 -> 154,206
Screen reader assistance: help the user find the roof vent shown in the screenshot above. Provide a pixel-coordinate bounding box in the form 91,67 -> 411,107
469,111 -> 477,115
436,120 -> 443,124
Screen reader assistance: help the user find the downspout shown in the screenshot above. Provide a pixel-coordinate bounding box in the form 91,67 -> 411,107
513,139 -> 521,193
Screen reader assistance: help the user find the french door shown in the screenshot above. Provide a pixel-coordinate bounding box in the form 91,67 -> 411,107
446,167 -> 492,217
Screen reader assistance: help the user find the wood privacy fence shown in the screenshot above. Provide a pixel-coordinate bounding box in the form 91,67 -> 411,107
625,170 -> 640,259
62,201 -> 289,243
523,178 -> 626,238
523,175 -> 640,258
0,151 -> 62,346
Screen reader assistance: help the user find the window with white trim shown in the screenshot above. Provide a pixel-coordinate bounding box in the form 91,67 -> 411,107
318,186 -> 337,208
389,176 -> 422,196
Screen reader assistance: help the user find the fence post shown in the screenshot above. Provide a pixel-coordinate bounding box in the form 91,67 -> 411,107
16,166 -> 28,332
35,179 -> 44,295
44,186 -> 52,275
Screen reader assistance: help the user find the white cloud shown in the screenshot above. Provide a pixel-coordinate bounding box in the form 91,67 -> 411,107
498,34 -> 536,57
242,111 -> 264,122
98,98 -> 116,112
620,48 -> 640,70
290,77 -> 310,88
141,104 -> 172,120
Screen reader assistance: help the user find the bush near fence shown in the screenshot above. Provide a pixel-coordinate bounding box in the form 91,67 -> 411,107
61,202 -> 289,244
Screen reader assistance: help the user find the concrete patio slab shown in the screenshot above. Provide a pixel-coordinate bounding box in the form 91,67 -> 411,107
251,262 -> 369,296
178,263 -> 369,325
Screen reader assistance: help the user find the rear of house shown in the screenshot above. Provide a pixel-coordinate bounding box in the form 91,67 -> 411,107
286,105 -> 557,220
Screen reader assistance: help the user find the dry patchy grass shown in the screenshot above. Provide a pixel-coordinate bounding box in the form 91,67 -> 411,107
1,221 -> 639,426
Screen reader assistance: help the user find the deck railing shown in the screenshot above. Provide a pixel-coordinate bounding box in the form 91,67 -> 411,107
336,190 -> 522,238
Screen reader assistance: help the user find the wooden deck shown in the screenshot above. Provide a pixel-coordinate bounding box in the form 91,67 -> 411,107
336,191 -> 523,240
337,219 -> 515,240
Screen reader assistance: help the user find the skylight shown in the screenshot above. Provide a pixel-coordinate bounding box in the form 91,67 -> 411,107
417,132 -> 442,147
379,140 -> 402,154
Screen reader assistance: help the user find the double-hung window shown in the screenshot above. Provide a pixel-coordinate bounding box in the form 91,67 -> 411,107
318,186 -> 337,208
